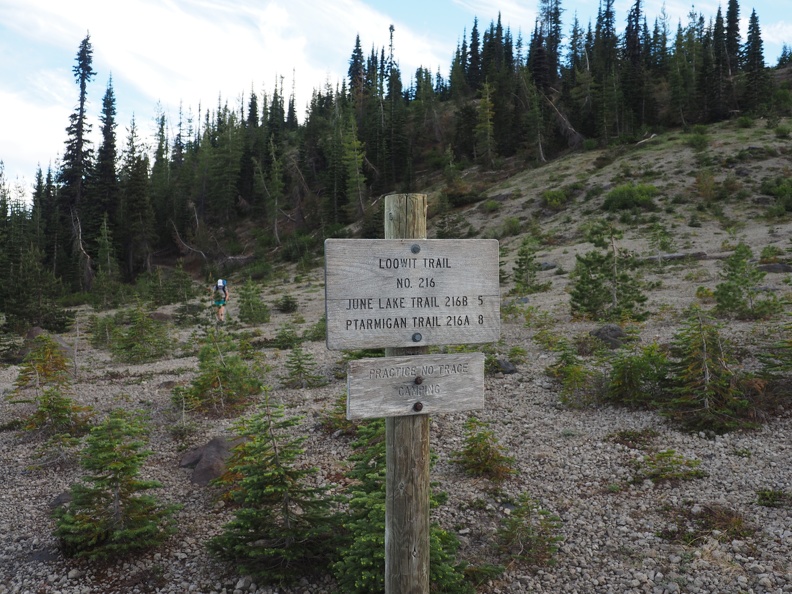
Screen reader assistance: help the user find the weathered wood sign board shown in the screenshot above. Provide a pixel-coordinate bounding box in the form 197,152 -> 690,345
325,239 -> 500,350
347,353 -> 484,419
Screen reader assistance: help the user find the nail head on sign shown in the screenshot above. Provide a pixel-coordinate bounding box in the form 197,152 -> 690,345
411,244 -> 420,254
412,333 -> 422,342
414,376 -> 423,385
413,402 -> 423,412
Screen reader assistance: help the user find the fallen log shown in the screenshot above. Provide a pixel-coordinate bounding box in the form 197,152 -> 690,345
639,251 -> 708,263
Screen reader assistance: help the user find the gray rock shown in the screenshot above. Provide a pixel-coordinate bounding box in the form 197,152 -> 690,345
180,436 -> 243,486
590,324 -> 628,349
496,359 -> 518,374
49,491 -> 72,509
14,328 -> 75,364
539,261 -> 558,271
758,262 -> 792,273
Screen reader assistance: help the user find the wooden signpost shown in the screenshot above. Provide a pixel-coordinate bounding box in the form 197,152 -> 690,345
324,194 -> 500,594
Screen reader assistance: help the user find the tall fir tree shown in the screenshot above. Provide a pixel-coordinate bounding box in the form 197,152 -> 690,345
58,33 -> 96,289
725,0 -> 741,75
92,77 -> 120,245
118,116 -> 156,277
743,9 -> 771,112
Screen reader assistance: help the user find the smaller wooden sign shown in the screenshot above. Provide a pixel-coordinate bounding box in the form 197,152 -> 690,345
347,353 -> 484,420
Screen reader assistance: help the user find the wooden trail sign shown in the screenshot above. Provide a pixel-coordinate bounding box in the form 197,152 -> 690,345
347,353 -> 484,419
325,238 -> 500,350
323,194 -> 498,594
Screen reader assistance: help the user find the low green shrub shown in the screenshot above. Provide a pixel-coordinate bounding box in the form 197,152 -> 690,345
541,189 -> 568,211
632,449 -> 707,484
274,294 -> 299,313
602,184 -> 658,211
495,494 -> 563,567
451,416 -> 516,482
658,502 -> 753,545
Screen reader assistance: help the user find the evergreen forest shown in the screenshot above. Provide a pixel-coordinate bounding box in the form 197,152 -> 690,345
1,0 -> 791,332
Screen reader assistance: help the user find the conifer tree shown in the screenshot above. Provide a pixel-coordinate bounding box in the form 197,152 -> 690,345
475,82 -> 497,168
468,18 -> 482,90
91,215 -> 124,309
743,9 -> 771,112
149,110 -> 171,246
208,395 -> 340,585
665,307 -> 747,432
343,110 -> 367,219
237,278 -> 271,324
348,34 -> 366,107
59,34 -> 95,218
53,409 -> 177,559
281,344 -> 326,388
725,0 -> 741,74
570,223 -> 647,321
118,116 -> 156,277
714,243 -> 779,319
539,0 -> 564,84
332,420 -> 472,594
92,78 -> 120,244
5,243 -> 70,333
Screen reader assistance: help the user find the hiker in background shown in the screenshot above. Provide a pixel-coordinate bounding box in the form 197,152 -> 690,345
212,279 -> 229,322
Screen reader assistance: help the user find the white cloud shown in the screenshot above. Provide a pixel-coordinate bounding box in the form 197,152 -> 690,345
0,88 -> 67,177
763,21 -> 792,46
452,0 -> 537,33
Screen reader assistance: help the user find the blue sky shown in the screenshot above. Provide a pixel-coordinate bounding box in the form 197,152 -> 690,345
1,0 -> 790,199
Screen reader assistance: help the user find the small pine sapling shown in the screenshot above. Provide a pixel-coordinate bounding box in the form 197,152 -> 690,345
606,343 -> 670,407
511,238 -> 550,295
319,393 -> 358,436
495,494 -> 563,568
666,307 -> 750,432
11,335 -> 93,443
208,394 -> 341,585
110,302 -> 172,363
14,334 -> 71,395
53,410 -> 178,559
173,328 -> 262,415
714,243 -> 781,319
281,344 -> 326,388
332,420 -> 472,594
451,416 -> 516,482
238,278 -> 271,324
570,221 -> 647,321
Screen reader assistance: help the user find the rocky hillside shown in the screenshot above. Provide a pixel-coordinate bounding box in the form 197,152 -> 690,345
1,117 -> 791,594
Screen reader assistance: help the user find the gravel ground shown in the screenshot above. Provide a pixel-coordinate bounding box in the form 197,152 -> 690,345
1,199 -> 791,593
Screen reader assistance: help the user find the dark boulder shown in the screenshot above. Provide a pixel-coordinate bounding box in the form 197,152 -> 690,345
180,436 -> 243,486
13,328 -> 74,364
590,324 -> 628,349
496,359 -> 518,374
758,263 -> 792,274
